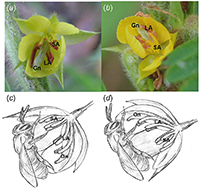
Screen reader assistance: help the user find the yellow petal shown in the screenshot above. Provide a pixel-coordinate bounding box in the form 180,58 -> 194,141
138,55 -> 157,81
117,16 -> 171,45
51,36 -> 66,69
50,22 -> 79,35
13,17 -> 34,35
26,15 -> 50,34
142,55 -> 164,72
25,57 -> 59,77
117,16 -> 144,43
143,17 -> 171,44
161,39 -> 174,57
126,26 -> 147,58
170,32 -> 177,46
25,36 -> 66,77
18,34 -> 42,62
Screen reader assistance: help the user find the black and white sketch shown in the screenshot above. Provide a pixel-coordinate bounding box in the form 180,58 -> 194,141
3,101 -> 93,187
104,99 -> 197,181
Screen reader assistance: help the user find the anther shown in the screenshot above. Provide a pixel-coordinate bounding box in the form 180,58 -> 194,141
30,42 -> 40,67
46,51 -> 54,64
49,40 -> 60,50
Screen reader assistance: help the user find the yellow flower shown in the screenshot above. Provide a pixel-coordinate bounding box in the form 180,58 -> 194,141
14,15 -> 79,77
117,16 -> 176,81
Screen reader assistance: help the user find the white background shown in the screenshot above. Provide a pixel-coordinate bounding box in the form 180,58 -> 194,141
1,1 -> 200,188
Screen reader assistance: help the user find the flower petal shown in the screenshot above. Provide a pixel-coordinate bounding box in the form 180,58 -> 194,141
117,16 -> 171,45
13,17 -> 34,35
143,17 -> 171,44
161,39 -> 174,57
51,22 -> 79,35
26,15 -> 50,34
142,39 -> 174,72
153,132 -> 182,169
25,36 -> 66,77
117,16 -> 144,43
170,32 -> 177,46
142,55 -> 164,72
18,34 -> 42,62
126,26 -> 147,58
53,36 -> 66,66
138,55 -> 157,81
149,132 -> 182,181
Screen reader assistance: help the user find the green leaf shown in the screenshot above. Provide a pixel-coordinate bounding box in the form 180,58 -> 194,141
64,29 -> 99,45
101,81 -> 106,91
102,44 -> 129,53
163,37 -> 198,89
163,37 -> 198,66
189,2 -> 195,15
54,63 -> 64,89
178,75 -> 198,91
5,80 -> 11,91
168,2 -> 184,29
164,54 -> 197,83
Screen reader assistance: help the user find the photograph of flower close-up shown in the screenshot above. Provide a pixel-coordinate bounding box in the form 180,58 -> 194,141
5,2 -> 101,91
102,1 -> 198,91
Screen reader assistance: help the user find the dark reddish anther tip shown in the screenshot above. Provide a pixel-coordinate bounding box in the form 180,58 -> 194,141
49,40 -> 59,50
46,51 -> 54,64
49,42 -> 59,50
30,42 -> 39,67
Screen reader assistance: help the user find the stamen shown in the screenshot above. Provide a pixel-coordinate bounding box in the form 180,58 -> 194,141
135,35 -> 151,50
32,40 -> 49,67
143,43 -> 151,50
140,25 -> 145,30
46,51 -> 54,64
150,30 -> 158,38
49,40 -> 60,50
140,25 -> 158,39
135,35 -> 145,44
30,42 -> 40,67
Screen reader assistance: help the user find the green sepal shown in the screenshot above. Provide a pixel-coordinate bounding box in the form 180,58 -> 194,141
64,29 -> 100,45
13,61 -> 25,71
121,49 -> 152,91
54,62 -> 64,89
102,44 -> 129,53
49,14 -> 59,25
168,2 -> 184,29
